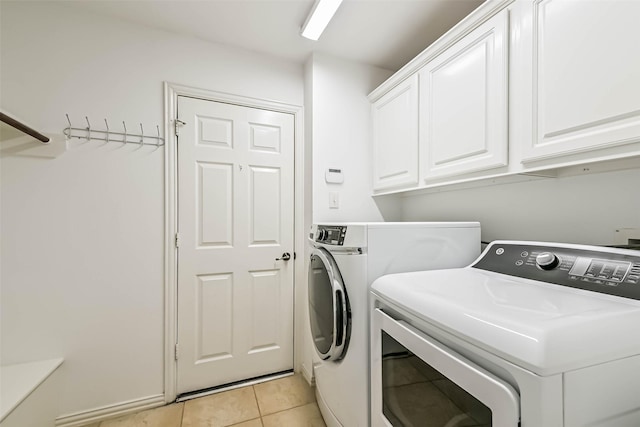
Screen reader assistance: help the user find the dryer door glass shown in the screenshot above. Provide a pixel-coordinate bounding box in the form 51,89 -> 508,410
308,248 -> 349,360
382,331 -> 492,426
372,308 -> 520,427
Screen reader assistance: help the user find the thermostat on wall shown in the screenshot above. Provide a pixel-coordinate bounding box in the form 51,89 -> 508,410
325,168 -> 344,184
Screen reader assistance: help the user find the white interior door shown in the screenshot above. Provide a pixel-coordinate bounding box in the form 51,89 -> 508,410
176,96 -> 295,395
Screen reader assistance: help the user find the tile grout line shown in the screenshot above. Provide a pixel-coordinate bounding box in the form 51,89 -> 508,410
250,384 -> 265,425
260,400 -> 313,417
251,384 -> 259,415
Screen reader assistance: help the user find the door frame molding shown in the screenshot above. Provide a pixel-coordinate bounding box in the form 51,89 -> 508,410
163,82 -> 305,402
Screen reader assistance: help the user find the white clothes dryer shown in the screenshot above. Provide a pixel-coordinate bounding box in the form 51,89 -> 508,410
371,241 -> 640,427
308,222 -> 481,427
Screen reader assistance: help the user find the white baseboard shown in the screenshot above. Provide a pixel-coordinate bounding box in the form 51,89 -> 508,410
55,394 -> 165,427
301,362 -> 315,386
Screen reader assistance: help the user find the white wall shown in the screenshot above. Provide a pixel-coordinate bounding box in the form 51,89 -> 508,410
0,0 -> 303,419
300,53 -> 398,384
307,54 -> 398,222
400,168 -> 640,245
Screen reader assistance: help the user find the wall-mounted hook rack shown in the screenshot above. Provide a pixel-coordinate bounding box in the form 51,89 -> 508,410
63,114 -> 164,146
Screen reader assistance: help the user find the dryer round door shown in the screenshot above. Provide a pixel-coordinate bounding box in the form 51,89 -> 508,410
308,247 -> 350,361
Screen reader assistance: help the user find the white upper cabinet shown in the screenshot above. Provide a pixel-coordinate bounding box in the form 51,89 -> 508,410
372,74 -> 419,191
369,0 -> 640,195
520,0 -> 640,163
419,9 -> 509,180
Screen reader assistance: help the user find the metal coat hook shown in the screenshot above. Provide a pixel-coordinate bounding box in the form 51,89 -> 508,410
62,114 -> 164,146
85,116 -> 92,141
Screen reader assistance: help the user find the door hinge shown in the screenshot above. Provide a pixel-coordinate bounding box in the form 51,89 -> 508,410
175,119 -> 186,136
174,343 -> 179,360
175,232 -> 181,248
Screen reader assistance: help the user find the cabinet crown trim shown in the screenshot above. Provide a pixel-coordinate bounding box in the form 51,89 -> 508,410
368,0 -> 514,102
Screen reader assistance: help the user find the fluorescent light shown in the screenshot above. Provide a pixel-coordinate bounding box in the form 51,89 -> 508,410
301,0 -> 343,41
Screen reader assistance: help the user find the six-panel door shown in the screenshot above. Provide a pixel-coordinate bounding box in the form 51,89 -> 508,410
176,96 -> 295,395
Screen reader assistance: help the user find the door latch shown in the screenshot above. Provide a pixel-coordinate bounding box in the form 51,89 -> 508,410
175,119 -> 186,136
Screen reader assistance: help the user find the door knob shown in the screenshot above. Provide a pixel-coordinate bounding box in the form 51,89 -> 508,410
276,252 -> 291,261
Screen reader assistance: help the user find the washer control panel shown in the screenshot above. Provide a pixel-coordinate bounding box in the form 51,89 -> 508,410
315,225 -> 348,245
473,242 -> 640,300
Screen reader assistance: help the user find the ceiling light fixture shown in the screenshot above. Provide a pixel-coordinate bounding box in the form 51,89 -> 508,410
301,0 -> 344,41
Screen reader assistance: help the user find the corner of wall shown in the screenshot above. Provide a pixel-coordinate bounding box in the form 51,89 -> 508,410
308,54 -> 394,222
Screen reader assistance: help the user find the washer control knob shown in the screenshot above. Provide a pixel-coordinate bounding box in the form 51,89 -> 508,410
536,252 -> 560,270
317,229 -> 328,241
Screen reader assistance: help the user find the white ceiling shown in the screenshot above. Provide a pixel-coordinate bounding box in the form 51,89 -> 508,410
65,0 -> 485,71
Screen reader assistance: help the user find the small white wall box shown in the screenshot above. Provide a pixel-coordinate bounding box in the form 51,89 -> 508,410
325,168 -> 344,184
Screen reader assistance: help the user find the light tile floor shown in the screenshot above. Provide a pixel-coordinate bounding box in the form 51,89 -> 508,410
83,374 -> 326,427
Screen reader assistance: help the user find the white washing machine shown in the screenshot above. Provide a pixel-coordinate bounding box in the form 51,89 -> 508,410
371,241 -> 640,427
308,222 -> 481,427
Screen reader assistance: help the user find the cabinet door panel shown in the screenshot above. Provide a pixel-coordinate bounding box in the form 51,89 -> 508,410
372,74 -> 419,191
522,0 -> 640,162
431,42 -> 488,164
420,10 -> 509,180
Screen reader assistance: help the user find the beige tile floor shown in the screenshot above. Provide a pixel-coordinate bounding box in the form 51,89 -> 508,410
82,374 -> 326,427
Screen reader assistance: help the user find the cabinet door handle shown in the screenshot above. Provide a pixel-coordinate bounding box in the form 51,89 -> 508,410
276,252 -> 291,261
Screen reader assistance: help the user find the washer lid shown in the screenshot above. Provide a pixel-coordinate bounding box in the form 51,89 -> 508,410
372,267 -> 640,376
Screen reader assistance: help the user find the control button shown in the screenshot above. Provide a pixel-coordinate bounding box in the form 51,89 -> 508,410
536,252 -> 560,270
629,275 -> 640,280
317,229 -> 328,241
594,280 -> 604,285
611,277 -> 621,282
515,260 -> 524,266
521,251 -> 529,257
496,248 -> 505,255
569,275 -> 579,280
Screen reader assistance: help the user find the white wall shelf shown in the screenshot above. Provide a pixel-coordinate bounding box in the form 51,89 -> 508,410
0,111 -> 64,158
1,358 -> 63,426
